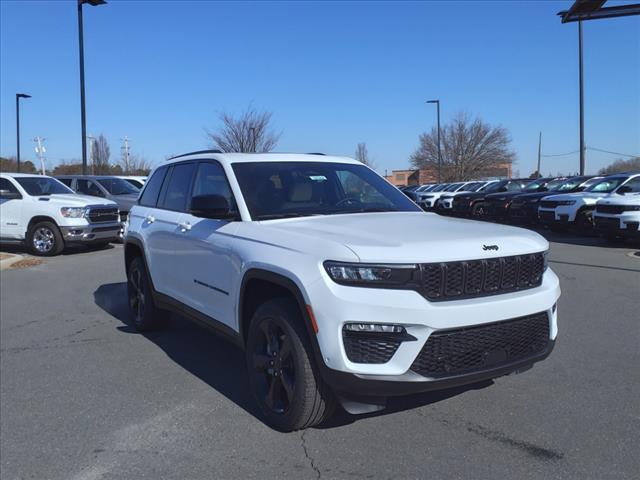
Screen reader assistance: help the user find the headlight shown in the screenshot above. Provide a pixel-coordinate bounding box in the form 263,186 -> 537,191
530,198 -> 540,204
324,261 -> 419,287
556,200 -> 576,206
624,205 -> 640,211
60,207 -> 86,218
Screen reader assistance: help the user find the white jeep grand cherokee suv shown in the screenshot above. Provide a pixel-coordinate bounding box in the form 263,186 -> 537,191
0,173 -> 121,256
124,152 -> 560,431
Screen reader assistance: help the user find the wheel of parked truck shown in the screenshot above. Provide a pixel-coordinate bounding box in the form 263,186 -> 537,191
127,256 -> 165,331
27,221 -> 64,256
246,298 -> 335,432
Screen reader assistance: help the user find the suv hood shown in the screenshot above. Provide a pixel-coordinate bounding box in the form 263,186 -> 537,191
109,194 -> 138,211
257,212 -> 547,263
34,193 -> 117,207
597,193 -> 640,206
543,191 -> 615,204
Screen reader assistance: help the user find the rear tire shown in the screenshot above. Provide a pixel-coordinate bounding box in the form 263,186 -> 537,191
27,221 -> 64,256
246,298 -> 335,431
127,256 -> 165,331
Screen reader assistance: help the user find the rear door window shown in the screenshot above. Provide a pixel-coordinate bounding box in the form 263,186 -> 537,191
139,167 -> 168,207
159,163 -> 196,212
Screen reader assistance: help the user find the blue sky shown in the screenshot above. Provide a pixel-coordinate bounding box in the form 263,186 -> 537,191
1,0 -> 638,176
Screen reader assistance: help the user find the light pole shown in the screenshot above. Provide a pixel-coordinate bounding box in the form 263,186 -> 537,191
578,20 -> 585,175
16,93 -> 31,173
426,100 -> 441,183
77,0 -> 106,175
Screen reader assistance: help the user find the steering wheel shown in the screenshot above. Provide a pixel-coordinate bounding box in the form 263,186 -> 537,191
335,197 -> 364,208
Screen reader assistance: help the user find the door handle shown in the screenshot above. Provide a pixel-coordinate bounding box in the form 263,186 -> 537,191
145,215 -> 155,224
179,222 -> 192,232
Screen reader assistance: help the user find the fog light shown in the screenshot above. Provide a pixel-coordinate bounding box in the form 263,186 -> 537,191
344,323 -> 405,334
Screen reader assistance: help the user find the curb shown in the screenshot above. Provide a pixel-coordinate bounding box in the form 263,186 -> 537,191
0,253 -> 26,271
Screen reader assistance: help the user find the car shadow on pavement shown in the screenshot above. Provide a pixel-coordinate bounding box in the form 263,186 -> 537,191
1,242 -> 116,256
94,282 -> 493,430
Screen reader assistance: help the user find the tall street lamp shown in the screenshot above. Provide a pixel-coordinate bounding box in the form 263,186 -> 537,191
426,100 -> 441,183
77,0 -> 107,175
16,93 -> 32,173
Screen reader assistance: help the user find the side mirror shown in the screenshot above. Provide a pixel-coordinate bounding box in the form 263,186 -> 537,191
0,189 -> 21,200
190,194 -> 236,220
576,186 -> 585,192
617,185 -> 632,195
498,187 -> 508,192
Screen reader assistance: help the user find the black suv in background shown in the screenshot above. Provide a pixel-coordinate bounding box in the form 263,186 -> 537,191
483,178 -> 557,222
451,179 -> 531,218
507,176 -> 601,225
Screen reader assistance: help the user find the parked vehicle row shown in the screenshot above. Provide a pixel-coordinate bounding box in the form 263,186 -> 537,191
404,172 -> 640,241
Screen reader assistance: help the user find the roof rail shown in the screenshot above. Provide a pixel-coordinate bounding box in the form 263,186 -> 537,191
168,149 -> 223,160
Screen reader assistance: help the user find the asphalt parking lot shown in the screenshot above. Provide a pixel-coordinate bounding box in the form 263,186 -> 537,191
1,233 -> 639,480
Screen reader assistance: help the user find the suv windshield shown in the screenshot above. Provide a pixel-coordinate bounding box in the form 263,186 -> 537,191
586,176 -> 629,193
96,178 -> 139,195
15,177 -> 74,196
233,162 -> 421,220
522,179 -> 548,192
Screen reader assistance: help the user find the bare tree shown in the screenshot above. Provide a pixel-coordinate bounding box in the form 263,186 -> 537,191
91,134 -> 111,174
207,107 -> 281,153
117,153 -> 151,175
355,142 -> 376,169
410,113 -> 515,181
598,156 -> 640,175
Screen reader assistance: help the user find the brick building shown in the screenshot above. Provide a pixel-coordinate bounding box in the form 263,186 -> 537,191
384,163 -> 512,186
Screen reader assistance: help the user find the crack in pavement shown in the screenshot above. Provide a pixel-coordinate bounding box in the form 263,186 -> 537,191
300,429 -> 322,479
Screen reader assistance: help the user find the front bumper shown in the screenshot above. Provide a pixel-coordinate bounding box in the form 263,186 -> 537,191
538,206 -> 578,224
323,339 -> 555,397
309,268 -> 560,393
594,214 -> 640,238
60,222 -> 121,243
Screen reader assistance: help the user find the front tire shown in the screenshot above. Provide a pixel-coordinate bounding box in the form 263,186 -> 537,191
246,298 -> 335,431
27,221 -> 64,256
127,257 -> 165,331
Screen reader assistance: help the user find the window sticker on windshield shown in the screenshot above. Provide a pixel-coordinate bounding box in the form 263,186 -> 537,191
309,175 -> 327,181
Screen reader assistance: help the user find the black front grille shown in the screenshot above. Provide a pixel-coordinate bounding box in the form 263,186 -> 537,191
343,332 -> 401,364
595,204 -> 624,214
87,207 -> 119,223
594,217 -> 620,230
410,312 -> 550,378
540,200 -> 560,209
419,253 -> 545,302
539,210 -> 556,222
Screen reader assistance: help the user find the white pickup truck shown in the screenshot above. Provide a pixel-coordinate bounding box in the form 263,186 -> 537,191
0,173 -> 121,256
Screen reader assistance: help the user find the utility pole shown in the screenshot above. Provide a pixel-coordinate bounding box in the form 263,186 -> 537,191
87,135 -> 96,174
33,137 -> 47,175
426,100 -> 441,183
578,20 -> 585,175
121,136 -> 130,173
16,93 -> 31,172
537,131 -> 542,178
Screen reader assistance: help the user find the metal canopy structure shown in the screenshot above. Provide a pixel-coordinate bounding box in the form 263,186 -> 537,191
557,0 -> 639,175
558,0 -> 640,23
